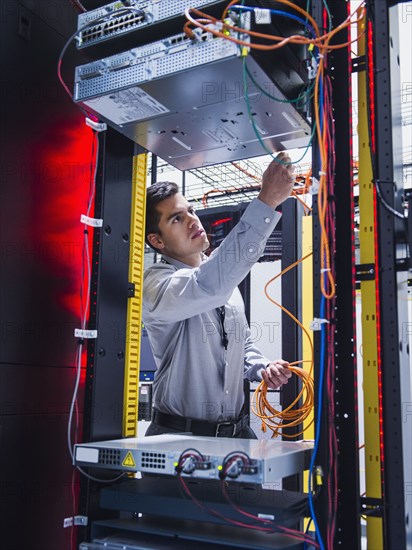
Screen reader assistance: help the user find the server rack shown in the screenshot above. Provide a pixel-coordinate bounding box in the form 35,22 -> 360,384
75,1 -> 411,548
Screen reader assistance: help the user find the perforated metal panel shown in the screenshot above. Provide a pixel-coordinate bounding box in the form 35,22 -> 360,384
140,451 -> 166,470
99,448 -> 122,466
75,32 -> 238,102
77,64 -> 147,99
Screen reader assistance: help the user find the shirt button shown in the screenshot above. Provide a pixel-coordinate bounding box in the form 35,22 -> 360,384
225,389 -> 229,394
264,217 -> 270,223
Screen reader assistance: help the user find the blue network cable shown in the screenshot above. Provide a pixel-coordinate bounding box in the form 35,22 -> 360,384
307,292 -> 326,550
235,4 -> 320,165
236,6 -> 330,548
306,62 -> 327,548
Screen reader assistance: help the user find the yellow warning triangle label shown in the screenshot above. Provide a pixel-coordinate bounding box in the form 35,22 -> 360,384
122,451 -> 136,468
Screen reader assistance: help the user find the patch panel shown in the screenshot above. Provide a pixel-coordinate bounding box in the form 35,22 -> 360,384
76,0 -> 227,50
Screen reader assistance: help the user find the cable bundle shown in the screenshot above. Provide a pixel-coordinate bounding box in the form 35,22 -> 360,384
175,448 -> 319,547
252,361 -> 314,438
184,1 -> 365,54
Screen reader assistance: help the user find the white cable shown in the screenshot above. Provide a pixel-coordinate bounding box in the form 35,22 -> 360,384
67,344 -> 83,461
67,132 -> 98,460
66,132 -> 124,486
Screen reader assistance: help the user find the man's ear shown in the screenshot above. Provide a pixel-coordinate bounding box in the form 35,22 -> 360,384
147,233 -> 165,250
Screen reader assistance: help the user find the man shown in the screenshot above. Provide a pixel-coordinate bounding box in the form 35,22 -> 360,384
143,152 -> 295,438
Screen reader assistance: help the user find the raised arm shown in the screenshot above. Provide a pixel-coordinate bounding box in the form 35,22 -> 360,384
143,154 -> 295,324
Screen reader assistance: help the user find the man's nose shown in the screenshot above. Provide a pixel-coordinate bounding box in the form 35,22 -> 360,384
187,212 -> 198,227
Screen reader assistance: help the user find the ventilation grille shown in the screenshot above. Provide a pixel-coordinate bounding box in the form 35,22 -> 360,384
141,451 -> 166,469
99,448 -> 121,466
75,36 -> 239,102
76,64 -> 146,100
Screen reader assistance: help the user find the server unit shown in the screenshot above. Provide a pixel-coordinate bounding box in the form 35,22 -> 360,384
74,11 -> 311,170
76,0 -> 230,55
74,434 -> 313,483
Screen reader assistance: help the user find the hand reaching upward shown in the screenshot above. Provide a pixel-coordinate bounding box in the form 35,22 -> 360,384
257,152 -> 295,209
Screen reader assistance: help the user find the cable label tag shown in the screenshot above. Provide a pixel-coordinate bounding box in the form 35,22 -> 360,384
74,329 -> 97,339
80,214 -> 103,227
85,117 -> 107,132
63,516 -> 88,528
63,517 -> 73,528
258,513 -> 275,520
254,8 -> 271,24
309,318 -> 329,331
74,516 -> 88,526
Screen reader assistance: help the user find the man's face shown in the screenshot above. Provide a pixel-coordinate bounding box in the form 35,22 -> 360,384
147,193 -> 209,267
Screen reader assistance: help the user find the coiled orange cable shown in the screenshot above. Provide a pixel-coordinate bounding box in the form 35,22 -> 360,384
252,360 -> 314,438
254,252 -> 315,437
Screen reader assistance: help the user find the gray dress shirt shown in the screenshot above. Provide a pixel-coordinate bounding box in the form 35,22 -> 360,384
142,198 -> 282,423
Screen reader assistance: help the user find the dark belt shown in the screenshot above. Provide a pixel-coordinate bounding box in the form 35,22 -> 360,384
152,408 -> 249,437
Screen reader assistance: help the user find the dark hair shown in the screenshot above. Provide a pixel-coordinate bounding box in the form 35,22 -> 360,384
145,181 -> 179,250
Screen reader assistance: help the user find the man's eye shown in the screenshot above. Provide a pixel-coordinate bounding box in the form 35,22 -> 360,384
173,215 -> 182,223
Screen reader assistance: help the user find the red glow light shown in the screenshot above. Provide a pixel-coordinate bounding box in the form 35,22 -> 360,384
31,119 -> 97,318
210,217 -> 233,227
